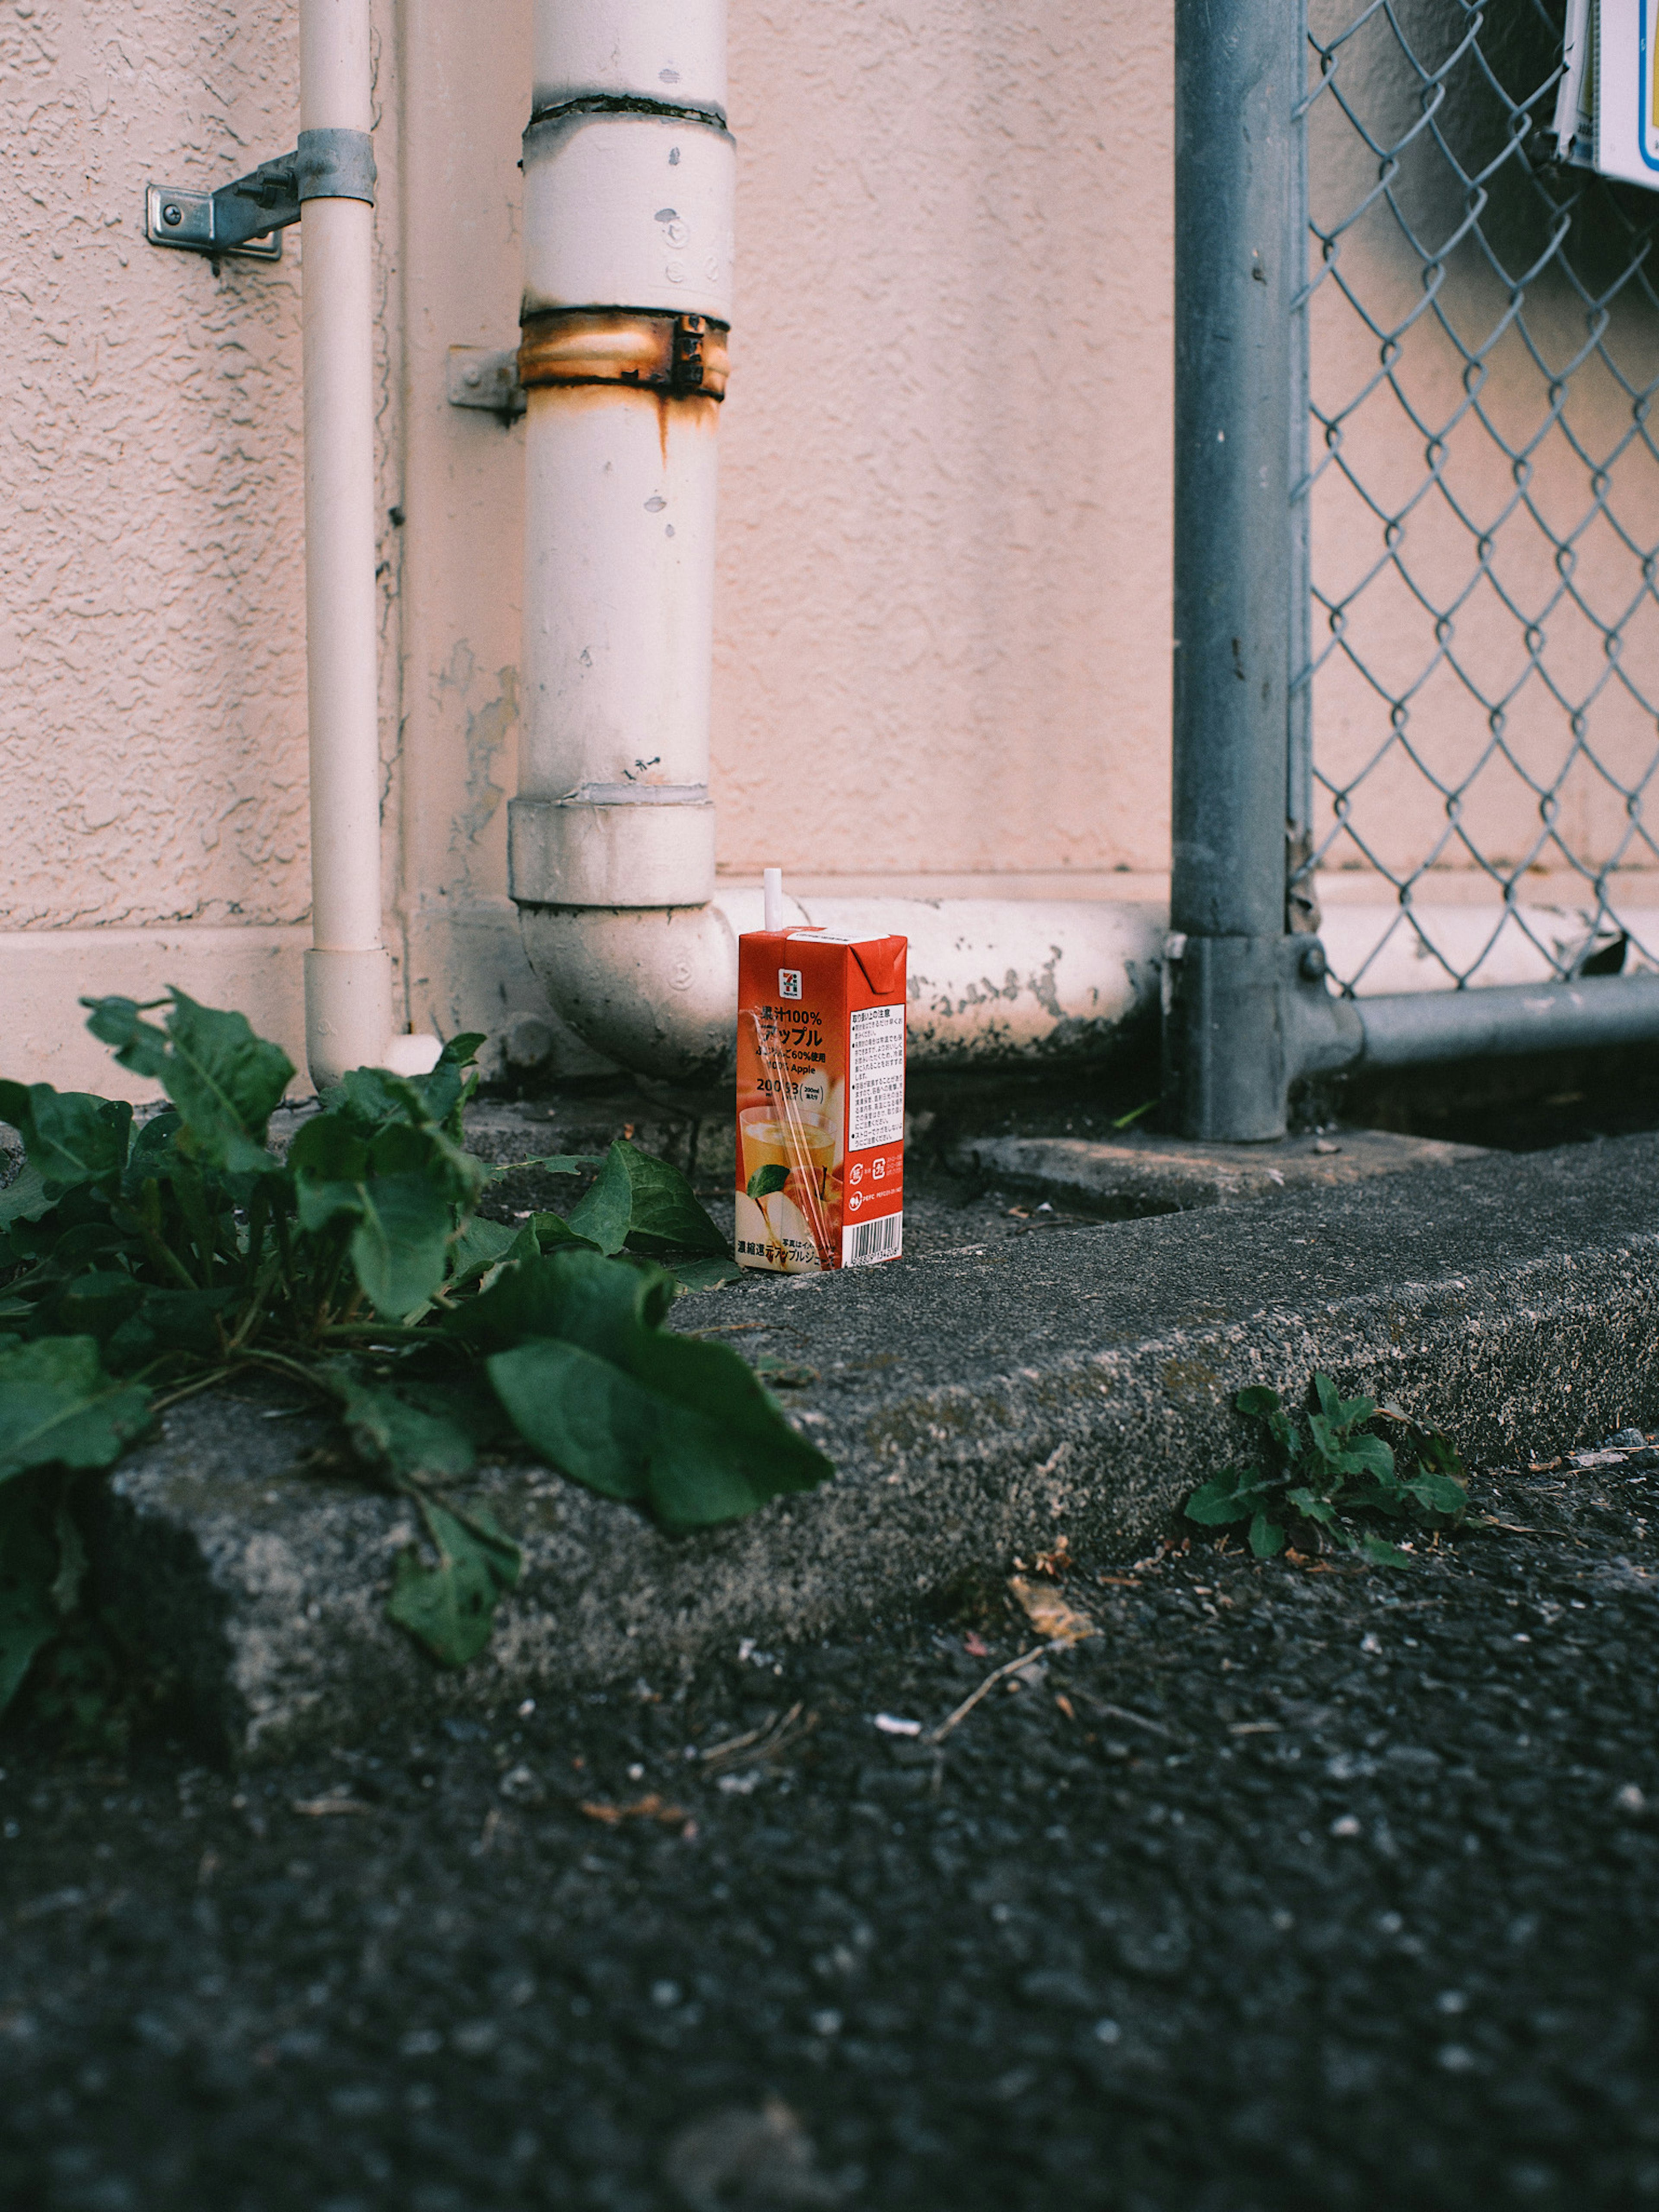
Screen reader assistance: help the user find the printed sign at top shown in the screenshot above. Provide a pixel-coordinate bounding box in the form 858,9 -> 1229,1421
1553,0 -> 1659,188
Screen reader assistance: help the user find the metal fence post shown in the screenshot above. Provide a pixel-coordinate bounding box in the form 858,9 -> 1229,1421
1167,0 -> 1307,1140
1166,1 -> 1659,1096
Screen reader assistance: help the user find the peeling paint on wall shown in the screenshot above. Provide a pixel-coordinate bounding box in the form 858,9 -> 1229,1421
444,649 -> 517,883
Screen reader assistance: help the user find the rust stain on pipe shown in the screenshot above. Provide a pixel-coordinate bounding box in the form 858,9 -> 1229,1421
518,309 -> 728,399
521,384 -> 723,444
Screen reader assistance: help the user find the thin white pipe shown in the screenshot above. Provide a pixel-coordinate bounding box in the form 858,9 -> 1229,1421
301,194 -> 380,954
299,0 -> 438,1088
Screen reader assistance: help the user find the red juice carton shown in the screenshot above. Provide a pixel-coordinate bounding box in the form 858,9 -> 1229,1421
734,925 -> 907,1272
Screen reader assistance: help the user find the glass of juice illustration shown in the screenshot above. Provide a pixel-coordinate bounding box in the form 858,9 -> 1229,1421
739,1104 -> 836,1200
738,1103 -> 838,1268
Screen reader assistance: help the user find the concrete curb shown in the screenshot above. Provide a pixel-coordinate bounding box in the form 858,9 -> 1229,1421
89,1134 -> 1659,1763
950,1127 -> 1488,1213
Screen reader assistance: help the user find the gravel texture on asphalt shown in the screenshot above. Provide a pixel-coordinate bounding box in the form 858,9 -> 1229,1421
5,1438 -> 1659,2212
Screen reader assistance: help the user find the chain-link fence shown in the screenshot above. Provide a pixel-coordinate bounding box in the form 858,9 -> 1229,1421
1292,0 -> 1659,995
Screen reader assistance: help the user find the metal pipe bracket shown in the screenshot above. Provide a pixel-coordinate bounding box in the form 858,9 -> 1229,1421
447,347 -> 528,421
294,128 -> 377,204
145,128 -> 375,259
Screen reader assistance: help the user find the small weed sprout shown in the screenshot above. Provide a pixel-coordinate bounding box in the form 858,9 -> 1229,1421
1184,1373 -> 1468,1566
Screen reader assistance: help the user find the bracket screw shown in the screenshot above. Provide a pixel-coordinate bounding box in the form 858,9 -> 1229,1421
1299,942 -> 1328,982
162,203 -> 183,226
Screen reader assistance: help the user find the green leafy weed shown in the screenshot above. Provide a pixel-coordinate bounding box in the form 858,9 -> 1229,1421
0,995 -> 825,1709
1184,1371 -> 1467,1566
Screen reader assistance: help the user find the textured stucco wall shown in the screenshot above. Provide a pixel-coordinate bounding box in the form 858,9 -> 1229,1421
2,0 -> 1176,1089
0,0 -> 311,934
0,0 -> 403,1087
11,0 -> 1654,1096
712,0 -> 1175,880
394,0 -> 548,1065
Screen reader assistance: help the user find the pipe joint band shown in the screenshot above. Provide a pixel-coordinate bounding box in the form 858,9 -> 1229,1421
509,792 -> 716,909
518,309 -> 728,398
296,127 -> 377,205
529,92 -> 729,133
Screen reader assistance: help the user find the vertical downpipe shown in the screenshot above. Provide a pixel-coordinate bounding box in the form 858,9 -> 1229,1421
1167,0 -> 1300,1139
299,0 -> 437,1089
508,0 -> 734,945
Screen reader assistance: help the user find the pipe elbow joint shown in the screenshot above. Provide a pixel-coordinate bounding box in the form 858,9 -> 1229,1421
516,900 -> 739,1086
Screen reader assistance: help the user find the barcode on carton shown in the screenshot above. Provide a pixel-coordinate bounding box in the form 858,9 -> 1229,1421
841,1212 -> 903,1267
849,1003 -> 905,1150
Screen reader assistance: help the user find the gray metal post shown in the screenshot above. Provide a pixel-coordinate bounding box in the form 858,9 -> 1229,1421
1286,7 -> 1316,934
1167,0 -> 1307,1140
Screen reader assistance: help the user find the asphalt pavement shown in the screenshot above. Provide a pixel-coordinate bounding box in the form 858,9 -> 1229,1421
4,1438 -> 1659,2210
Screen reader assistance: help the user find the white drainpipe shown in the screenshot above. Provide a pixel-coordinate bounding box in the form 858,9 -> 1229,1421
299,0 -> 439,1090
509,0 -> 1164,1084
